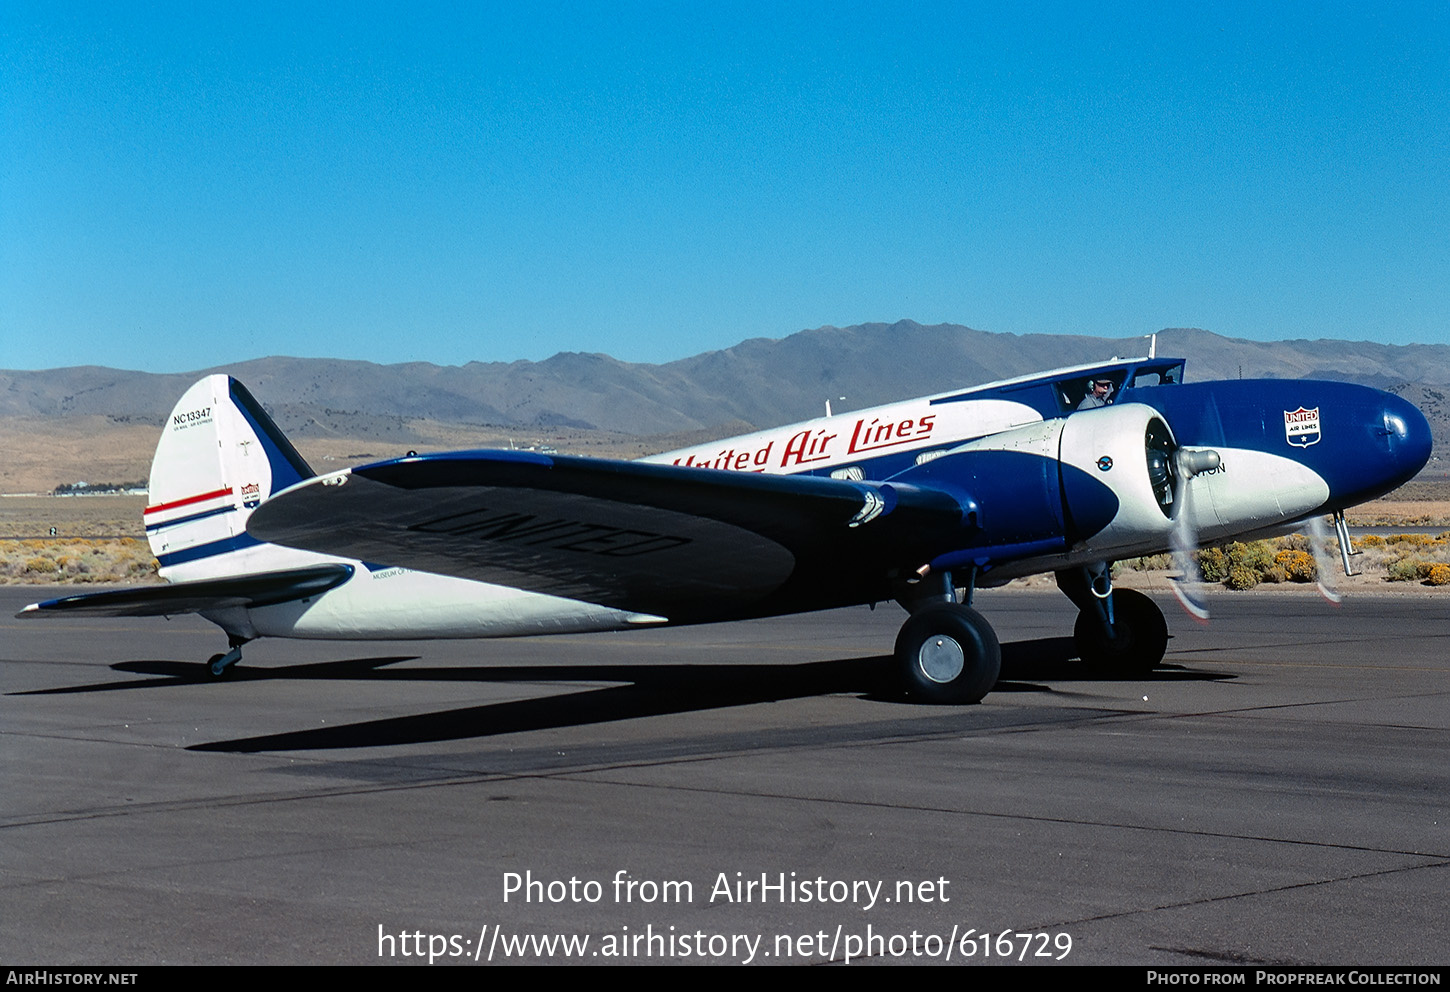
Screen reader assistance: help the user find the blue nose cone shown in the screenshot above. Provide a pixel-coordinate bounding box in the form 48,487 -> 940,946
1325,387 -> 1434,509
1378,391 -> 1434,492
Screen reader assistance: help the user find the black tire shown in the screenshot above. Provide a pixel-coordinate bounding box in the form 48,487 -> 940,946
205,653 -> 234,679
1073,588 -> 1168,675
895,604 -> 1001,704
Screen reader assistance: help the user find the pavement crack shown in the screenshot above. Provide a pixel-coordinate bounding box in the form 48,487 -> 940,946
1042,859 -> 1450,932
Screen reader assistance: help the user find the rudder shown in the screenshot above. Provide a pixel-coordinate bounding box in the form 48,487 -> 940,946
145,376 -> 315,580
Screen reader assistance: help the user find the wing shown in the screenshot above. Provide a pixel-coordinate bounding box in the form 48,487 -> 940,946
17,564 -> 354,619
247,451 -> 975,622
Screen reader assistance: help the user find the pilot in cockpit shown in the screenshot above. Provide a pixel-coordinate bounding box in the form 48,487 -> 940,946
1077,378 -> 1115,410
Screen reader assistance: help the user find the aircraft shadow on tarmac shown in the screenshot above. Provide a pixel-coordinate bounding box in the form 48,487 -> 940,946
14,636 -> 1233,753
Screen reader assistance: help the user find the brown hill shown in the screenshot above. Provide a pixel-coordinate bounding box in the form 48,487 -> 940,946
3,321 -> 1446,493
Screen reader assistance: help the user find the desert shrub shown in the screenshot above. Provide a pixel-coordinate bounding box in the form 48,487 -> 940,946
1227,541 -> 1274,576
1126,553 -> 1171,571
1360,534 -> 1385,548
1262,565 -> 1289,584
1386,557 -> 1426,582
1275,533 -> 1312,552
1426,564 -> 1450,586
1274,549 -> 1317,582
1226,564 -> 1259,590
128,557 -> 159,576
1,539 -> 163,585
1197,547 -> 1229,583
1389,533 -> 1434,546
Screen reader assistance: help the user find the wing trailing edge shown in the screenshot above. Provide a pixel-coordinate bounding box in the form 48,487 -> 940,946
17,564 -> 354,619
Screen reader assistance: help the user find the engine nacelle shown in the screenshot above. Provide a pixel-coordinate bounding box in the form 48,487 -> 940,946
907,403 -> 1200,566
1056,402 -> 1185,557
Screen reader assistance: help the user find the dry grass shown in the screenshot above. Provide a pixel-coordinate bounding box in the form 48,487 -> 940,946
1344,478 -> 1450,527
0,537 -> 160,585
1344,500 -> 1450,527
0,495 -> 147,538
0,417 -> 160,495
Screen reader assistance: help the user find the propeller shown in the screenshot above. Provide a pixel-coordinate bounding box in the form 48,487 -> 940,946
1304,513 -> 1343,605
1164,445 -> 1221,622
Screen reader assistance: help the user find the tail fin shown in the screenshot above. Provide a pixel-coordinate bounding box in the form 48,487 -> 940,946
145,376 -> 315,580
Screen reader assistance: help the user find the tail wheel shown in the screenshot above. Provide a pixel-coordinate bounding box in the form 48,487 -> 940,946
206,643 -> 245,678
895,604 -> 1001,704
1073,588 -> 1168,675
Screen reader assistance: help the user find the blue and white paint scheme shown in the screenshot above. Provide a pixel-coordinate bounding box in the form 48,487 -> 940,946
20,357 -> 1432,704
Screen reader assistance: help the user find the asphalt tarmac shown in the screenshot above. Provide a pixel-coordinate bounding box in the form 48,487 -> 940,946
3,585 -> 1447,966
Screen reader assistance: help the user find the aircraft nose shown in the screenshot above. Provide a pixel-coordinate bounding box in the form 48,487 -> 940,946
1379,392 -> 1433,485
1314,386 -> 1432,511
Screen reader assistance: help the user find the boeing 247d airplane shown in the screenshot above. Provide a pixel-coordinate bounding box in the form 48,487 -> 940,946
20,354 -> 1432,704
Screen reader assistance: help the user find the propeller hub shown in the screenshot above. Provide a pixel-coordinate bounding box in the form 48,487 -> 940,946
1176,448 -> 1221,478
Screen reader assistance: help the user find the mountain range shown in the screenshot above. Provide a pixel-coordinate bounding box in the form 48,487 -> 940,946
3,321 -> 1446,492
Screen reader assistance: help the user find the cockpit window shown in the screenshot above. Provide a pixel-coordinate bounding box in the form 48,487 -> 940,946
1049,361 -> 1183,413
1130,363 -> 1183,388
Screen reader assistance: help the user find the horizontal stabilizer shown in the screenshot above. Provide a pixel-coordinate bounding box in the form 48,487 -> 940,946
17,564 -> 354,619
248,451 -> 973,621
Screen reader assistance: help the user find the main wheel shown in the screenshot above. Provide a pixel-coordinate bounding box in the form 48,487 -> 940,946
895,604 -> 1001,704
1073,588 -> 1168,675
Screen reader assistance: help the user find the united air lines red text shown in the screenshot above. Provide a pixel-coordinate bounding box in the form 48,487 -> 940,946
671,413 -> 937,471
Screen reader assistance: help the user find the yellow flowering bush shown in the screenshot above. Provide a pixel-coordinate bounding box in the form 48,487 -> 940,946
1274,549 -> 1317,582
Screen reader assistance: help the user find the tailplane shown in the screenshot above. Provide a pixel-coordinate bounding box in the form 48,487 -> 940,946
145,376 -> 315,580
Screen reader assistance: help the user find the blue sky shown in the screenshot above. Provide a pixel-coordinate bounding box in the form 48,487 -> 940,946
3,2 -> 1448,372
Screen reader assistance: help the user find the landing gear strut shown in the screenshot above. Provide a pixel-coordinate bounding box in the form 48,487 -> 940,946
894,567 -> 1001,704
1072,588 -> 1167,675
1057,566 -> 1168,675
205,635 -> 250,678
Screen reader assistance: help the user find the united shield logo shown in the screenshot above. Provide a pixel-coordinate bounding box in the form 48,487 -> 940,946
1284,407 -> 1321,448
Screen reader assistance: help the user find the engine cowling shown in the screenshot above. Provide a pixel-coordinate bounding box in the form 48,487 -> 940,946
1056,402 -> 1189,556
903,403 -> 1204,566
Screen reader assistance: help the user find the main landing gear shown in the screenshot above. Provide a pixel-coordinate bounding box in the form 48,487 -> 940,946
1056,565 -> 1168,675
893,568 -> 1001,704
891,563 -> 1171,702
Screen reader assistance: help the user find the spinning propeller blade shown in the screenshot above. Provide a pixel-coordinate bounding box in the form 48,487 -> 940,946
1305,514 -> 1343,605
1168,447 -> 1221,623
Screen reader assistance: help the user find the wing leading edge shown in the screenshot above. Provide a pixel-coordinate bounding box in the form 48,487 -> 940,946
247,450 -> 977,622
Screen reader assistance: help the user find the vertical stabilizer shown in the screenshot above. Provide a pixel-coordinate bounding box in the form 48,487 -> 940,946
145,376 -> 315,580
